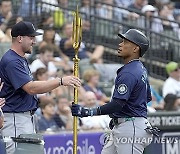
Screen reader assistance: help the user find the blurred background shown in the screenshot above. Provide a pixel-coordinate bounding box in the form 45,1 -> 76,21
0,0 -> 180,153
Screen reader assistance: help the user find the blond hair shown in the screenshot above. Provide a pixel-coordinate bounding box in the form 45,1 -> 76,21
82,69 -> 100,82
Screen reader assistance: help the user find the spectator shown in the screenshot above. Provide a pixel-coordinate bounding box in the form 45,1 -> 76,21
164,94 -> 180,111
80,0 -> 94,19
54,97 -> 73,130
95,0 -> 114,19
115,0 -> 134,8
82,69 -> 110,104
140,5 -> 163,33
0,0 -> 12,32
30,45 -> 57,77
38,25 -> 68,62
34,67 -> 49,81
80,91 -> 111,130
163,62 -> 180,97
158,4 -> 179,38
38,25 -> 59,49
37,97 -> 59,132
124,0 -> 147,30
33,68 -> 55,101
60,22 -> 104,62
0,15 -> 23,43
36,13 -> 61,46
128,0 -> 147,12
80,0 -> 93,32
17,0 -> 37,18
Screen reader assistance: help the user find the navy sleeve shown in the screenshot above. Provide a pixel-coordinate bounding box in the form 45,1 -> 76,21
98,98 -> 125,115
112,72 -> 137,101
5,60 -> 32,90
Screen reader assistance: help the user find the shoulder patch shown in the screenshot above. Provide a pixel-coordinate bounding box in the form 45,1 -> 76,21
117,84 -> 128,94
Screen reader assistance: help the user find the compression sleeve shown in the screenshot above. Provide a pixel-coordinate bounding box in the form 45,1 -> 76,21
91,98 -> 126,116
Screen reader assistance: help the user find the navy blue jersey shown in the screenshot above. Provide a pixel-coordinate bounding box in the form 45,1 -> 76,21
0,49 -> 38,112
111,60 -> 151,118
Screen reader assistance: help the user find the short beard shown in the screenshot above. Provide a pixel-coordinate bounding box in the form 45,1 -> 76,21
24,49 -> 31,54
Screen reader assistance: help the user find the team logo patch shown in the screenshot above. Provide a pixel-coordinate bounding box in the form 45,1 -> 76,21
117,84 -> 128,94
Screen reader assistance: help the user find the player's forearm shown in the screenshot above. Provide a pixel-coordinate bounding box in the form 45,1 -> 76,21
72,98 -> 126,117
23,78 -> 60,95
93,98 -> 126,115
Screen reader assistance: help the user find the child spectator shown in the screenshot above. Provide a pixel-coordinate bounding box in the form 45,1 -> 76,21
37,97 -> 59,132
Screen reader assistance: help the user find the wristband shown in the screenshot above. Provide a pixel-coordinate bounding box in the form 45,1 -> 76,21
60,77 -> 63,85
58,77 -> 63,86
89,107 -> 101,116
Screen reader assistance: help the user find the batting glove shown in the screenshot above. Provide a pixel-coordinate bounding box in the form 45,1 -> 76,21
71,103 -> 96,117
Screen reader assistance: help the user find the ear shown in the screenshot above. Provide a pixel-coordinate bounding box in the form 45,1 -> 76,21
17,36 -> 23,43
133,46 -> 140,53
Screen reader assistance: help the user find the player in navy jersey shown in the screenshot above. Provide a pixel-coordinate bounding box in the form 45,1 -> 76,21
71,29 -> 159,154
0,21 -> 81,154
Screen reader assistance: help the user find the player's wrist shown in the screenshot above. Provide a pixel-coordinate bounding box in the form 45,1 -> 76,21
87,107 -> 101,116
57,77 -> 63,86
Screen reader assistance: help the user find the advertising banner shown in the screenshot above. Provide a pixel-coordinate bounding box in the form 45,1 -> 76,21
44,132 -> 103,154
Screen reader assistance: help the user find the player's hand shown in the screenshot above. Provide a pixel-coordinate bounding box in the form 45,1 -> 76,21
62,76 -> 81,87
0,98 -> 5,108
71,103 -> 91,117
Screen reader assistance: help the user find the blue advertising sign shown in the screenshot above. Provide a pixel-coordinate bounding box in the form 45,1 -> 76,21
44,132 -> 103,154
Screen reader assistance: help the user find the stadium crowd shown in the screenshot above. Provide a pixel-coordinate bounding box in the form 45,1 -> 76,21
0,0 -> 179,133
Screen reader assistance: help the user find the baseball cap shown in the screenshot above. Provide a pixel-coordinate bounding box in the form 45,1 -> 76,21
142,5 -> 156,13
11,21 -> 42,37
165,62 -> 179,74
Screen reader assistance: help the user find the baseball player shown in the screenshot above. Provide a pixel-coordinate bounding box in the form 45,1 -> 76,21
72,29 -> 158,154
0,21 -> 81,154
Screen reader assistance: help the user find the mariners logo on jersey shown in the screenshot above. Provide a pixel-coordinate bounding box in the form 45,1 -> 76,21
117,84 -> 128,94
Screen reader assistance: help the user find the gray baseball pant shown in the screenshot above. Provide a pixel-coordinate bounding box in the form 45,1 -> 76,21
1,112 -> 35,154
101,117 -> 153,154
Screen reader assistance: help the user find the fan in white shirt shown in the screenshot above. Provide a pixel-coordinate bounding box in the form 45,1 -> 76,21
80,91 -> 111,130
30,45 -> 57,77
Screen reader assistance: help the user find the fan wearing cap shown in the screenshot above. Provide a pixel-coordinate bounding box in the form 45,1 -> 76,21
163,61 -> 180,98
71,29 -> 154,154
140,5 -> 163,33
0,21 -> 81,154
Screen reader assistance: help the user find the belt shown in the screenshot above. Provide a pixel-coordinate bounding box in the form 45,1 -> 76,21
112,117 -> 136,125
3,110 -> 35,116
29,110 -> 35,116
